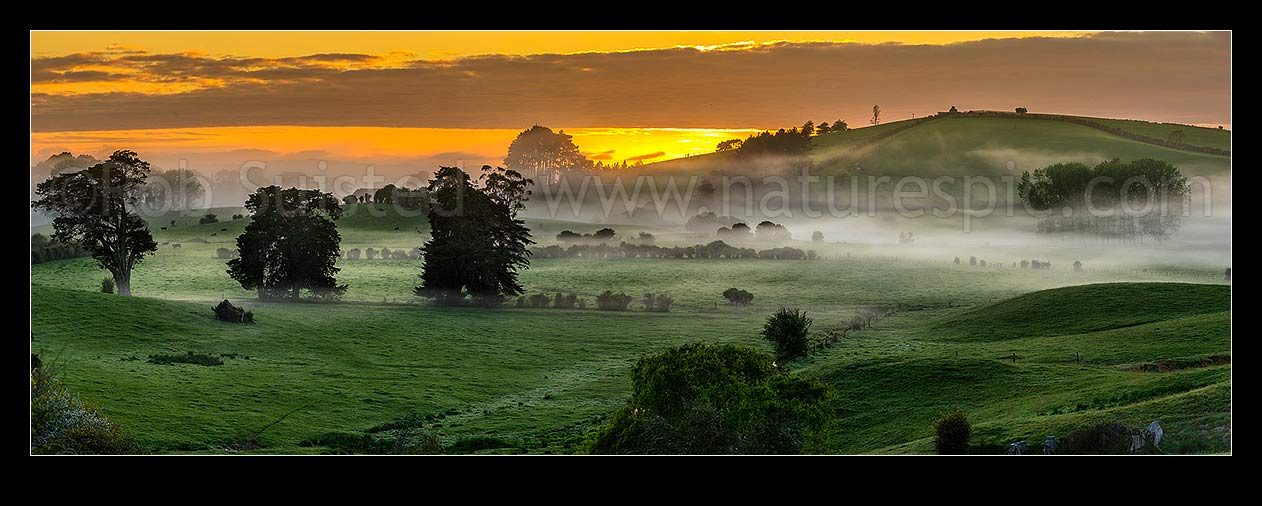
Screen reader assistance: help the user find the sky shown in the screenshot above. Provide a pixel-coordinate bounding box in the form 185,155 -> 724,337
30,30 -> 1231,173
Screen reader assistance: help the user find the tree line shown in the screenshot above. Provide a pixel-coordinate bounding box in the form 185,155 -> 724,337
532,240 -> 817,260
1017,158 -> 1191,241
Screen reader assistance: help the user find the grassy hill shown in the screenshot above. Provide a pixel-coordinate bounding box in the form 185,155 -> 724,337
799,282 -> 1231,454
930,283 -> 1230,342
644,113 -> 1231,178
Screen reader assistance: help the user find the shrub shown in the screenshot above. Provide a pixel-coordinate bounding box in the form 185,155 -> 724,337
1059,422 -> 1133,455
576,298 -> 587,310
215,247 -> 238,259
365,248 -> 377,260
99,277 -> 115,294
346,248 -> 361,260
933,410 -> 972,454
722,288 -> 754,306
212,299 -> 255,323
31,363 -> 140,454
761,307 -> 813,361
653,293 -> 674,312
199,213 -> 219,224
585,343 -> 835,454
381,247 -> 392,259
595,290 -> 633,311
553,292 -> 579,309
527,293 -> 551,308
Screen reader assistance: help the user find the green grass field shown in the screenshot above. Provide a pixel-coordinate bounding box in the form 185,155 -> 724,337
30,210 -> 1232,453
1088,117 -> 1231,151
29,113 -> 1233,454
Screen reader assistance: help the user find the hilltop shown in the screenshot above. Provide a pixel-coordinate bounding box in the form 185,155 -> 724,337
642,112 -> 1231,178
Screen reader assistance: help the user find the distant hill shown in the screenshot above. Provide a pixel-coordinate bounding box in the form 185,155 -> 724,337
642,113 -> 1231,178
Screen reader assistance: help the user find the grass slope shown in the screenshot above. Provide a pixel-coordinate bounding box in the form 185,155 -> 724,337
643,115 -> 1230,179
31,285 -> 761,453
930,282 -> 1230,341
798,282 -> 1231,454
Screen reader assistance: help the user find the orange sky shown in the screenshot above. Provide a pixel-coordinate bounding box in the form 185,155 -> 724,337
30,31 -> 1230,170
29,126 -> 764,168
30,30 -> 1091,60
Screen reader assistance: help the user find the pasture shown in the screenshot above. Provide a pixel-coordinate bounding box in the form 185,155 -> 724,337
30,209 -> 1232,454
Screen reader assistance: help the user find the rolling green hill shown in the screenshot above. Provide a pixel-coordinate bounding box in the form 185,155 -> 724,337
644,113 -> 1231,178
799,282 -> 1231,454
930,282 -> 1231,342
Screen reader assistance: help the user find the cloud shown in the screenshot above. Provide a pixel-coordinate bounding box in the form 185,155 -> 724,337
31,33 -> 1231,132
584,148 -> 616,160
625,151 -> 667,162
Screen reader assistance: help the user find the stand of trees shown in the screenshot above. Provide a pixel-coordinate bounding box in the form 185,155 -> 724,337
504,126 -> 591,183
140,168 -> 205,211
31,150 -> 159,296
531,240 -> 816,260
227,186 -> 347,301
416,166 -> 534,305
1018,158 -> 1191,241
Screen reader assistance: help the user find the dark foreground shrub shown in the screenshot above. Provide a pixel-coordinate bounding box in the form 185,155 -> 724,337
933,410 -> 972,454
722,288 -> 754,305
100,277 -> 115,294
596,290 -> 633,311
762,307 -> 813,361
213,299 -> 255,323
1060,422 -> 1134,455
31,362 -> 140,454
585,343 -> 835,455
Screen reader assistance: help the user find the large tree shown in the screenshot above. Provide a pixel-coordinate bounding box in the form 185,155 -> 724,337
227,186 -> 346,300
31,150 -> 158,296
503,125 -> 590,183
416,165 -> 534,305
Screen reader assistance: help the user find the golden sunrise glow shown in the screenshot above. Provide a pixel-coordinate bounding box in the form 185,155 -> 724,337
31,31 -> 1228,170
29,126 -> 763,167
31,31 -> 1092,59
